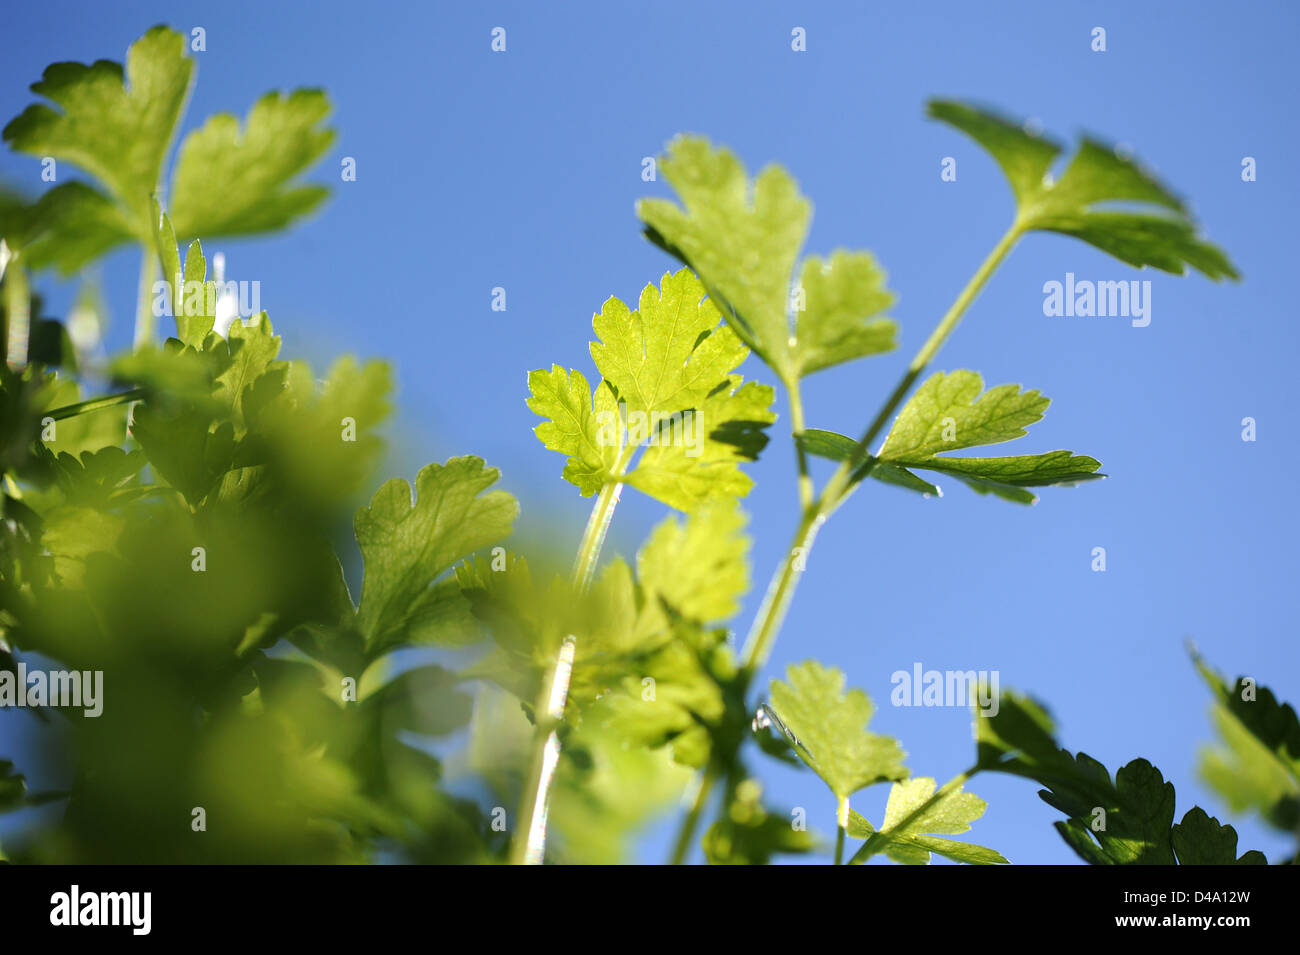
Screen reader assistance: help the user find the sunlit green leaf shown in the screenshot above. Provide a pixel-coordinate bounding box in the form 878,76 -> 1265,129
867,776 -> 1006,865
639,137 -> 897,380
170,90 -> 334,240
3,26 -> 193,231
354,456 -> 517,654
768,660 -> 907,804
930,99 -> 1239,279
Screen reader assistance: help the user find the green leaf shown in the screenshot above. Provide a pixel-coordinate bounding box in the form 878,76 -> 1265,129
174,237 -> 219,346
637,502 -> 749,623
151,198 -> 182,311
1171,807 -> 1267,865
241,356 -> 394,507
362,665 -> 473,737
550,719 -> 694,864
3,26 -> 194,231
354,457 -> 517,655
881,370 -> 1048,458
553,507 -> 752,769
39,377 -> 127,457
169,90 -> 335,240
638,137 -> 808,377
930,99 -> 1239,279
213,316 -> 282,431
622,375 -> 775,511
52,447 -> 148,508
876,370 -> 1103,504
1051,759 -> 1177,865
526,366 -> 622,495
914,451 -> 1102,487
528,269 -> 775,510
131,404 -> 236,507
589,267 -> 747,416
794,251 -> 898,375
36,504 -> 124,588
927,100 -> 1062,203
702,780 -> 815,865
798,428 -> 940,497
976,693 -> 1265,865
768,660 -> 907,804
639,137 -> 898,381
973,693 -> 1168,863
1193,651 -> 1300,832
866,777 -> 1006,865
586,617 -> 735,769
0,183 -> 134,275
974,690 -> 1063,768
107,341 -> 217,408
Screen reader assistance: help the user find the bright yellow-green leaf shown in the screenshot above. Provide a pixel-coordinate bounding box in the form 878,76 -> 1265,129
874,776 -> 1005,865
3,27 -> 193,232
639,138 -> 807,377
872,370 -> 1103,504
768,660 -> 907,804
170,90 -> 334,240
637,502 -> 749,623
526,365 -> 622,495
528,270 -> 775,510
795,251 -> 897,375
623,376 -> 775,512
639,138 -> 898,380
589,267 -> 746,415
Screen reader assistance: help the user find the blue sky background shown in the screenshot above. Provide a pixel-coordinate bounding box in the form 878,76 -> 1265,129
2,0 -> 1297,864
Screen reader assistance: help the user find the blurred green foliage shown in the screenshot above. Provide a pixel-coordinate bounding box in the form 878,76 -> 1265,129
0,26 -> 1290,868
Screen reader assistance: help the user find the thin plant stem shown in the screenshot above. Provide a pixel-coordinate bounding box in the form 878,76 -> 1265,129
834,797 -> 849,865
45,388 -> 146,421
571,471 -> 626,591
511,448 -> 633,865
668,220 -> 1025,861
4,256 -> 30,370
668,768 -> 717,865
745,220 -> 1022,677
133,245 -> 158,350
787,379 -> 814,512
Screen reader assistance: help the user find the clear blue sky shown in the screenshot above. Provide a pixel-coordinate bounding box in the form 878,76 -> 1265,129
2,0 -> 1296,864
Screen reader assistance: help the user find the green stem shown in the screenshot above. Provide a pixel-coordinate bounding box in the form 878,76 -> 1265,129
820,220 -> 1024,510
669,770 -> 716,865
510,635 -> 577,865
4,256 -> 30,370
749,220 -> 1023,677
45,388 -> 146,421
847,765 -> 981,865
511,449 -> 634,865
668,221 -> 1025,861
787,379 -> 814,512
133,245 -> 158,350
834,797 -> 848,865
738,509 -> 820,679
571,472 -> 626,591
